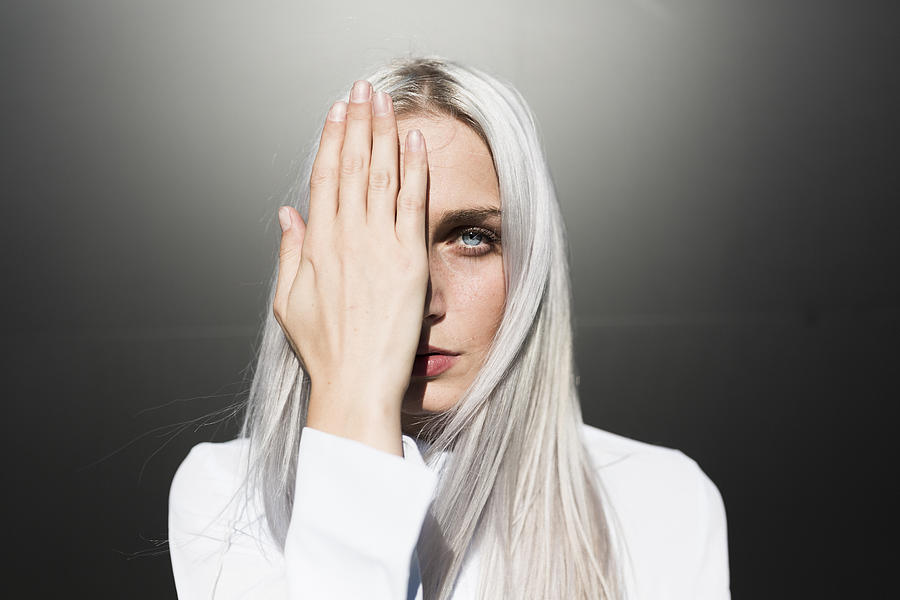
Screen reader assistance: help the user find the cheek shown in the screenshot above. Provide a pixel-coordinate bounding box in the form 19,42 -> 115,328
434,253 -> 506,338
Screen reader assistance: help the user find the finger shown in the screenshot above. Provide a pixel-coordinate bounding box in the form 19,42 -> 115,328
395,129 -> 428,247
367,90 -> 400,228
273,205 -> 307,323
307,101 -> 348,236
337,79 -> 373,224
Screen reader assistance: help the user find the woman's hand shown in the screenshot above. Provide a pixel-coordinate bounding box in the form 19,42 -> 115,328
273,80 -> 429,456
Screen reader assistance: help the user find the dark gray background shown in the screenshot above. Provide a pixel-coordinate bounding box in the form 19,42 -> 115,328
3,0 -> 896,597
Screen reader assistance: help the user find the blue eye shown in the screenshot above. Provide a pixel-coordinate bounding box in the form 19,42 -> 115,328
455,226 -> 500,257
461,230 -> 483,246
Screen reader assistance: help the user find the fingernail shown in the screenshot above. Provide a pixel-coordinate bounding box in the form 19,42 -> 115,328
278,207 -> 292,231
373,91 -> 391,116
327,101 -> 347,122
407,129 -> 423,152
350,80 -> 371,103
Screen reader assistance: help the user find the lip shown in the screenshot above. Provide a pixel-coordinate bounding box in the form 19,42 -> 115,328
416,344 -> 460,356
411,346 -> 459,377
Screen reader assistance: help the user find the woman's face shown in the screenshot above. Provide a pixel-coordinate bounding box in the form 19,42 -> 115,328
396,115 -> 506,433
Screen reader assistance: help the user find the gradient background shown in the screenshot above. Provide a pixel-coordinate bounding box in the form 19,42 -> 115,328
3,0 -> 897,597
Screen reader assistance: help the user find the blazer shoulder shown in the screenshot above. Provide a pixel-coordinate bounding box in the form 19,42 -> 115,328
580,423 -> 729,595
580,422 -> 722,508
580,422 -> 689,469
168,438 -> 255,530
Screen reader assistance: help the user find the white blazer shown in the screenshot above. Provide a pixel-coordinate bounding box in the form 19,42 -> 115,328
168,424 -> 730,599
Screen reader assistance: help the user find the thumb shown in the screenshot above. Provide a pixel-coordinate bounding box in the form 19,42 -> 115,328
274,205 -> 307,321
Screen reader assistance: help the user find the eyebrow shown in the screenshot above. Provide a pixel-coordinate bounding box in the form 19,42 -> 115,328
435,207 -> 502,228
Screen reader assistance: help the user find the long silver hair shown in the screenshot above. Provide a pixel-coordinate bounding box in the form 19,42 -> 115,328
238,55 -> 627,599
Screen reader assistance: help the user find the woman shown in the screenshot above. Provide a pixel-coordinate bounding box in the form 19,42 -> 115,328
168,56 -> 730,600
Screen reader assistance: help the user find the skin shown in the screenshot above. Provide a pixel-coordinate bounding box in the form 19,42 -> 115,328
274,79 -> 505,455
396,116 -> 506,436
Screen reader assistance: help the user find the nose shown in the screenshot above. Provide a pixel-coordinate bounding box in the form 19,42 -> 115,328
422,272 -> 446,324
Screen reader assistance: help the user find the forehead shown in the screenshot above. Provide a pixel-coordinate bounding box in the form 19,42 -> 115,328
397,116 -> 500,214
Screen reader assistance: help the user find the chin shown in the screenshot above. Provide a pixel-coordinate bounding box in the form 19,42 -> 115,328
401,398 -> 451,439
401,394 -> 444,416
402,382 -> 457,416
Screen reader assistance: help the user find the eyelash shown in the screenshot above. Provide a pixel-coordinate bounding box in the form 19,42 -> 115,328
453,226 -> 501,257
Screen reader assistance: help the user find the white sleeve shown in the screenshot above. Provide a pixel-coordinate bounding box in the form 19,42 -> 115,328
168,426 -> 439,599
686,459 -> 731,600
285,426 -> 438,598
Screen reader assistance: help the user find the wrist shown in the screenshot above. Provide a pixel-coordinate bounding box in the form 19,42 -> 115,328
306,387 -> 403,457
